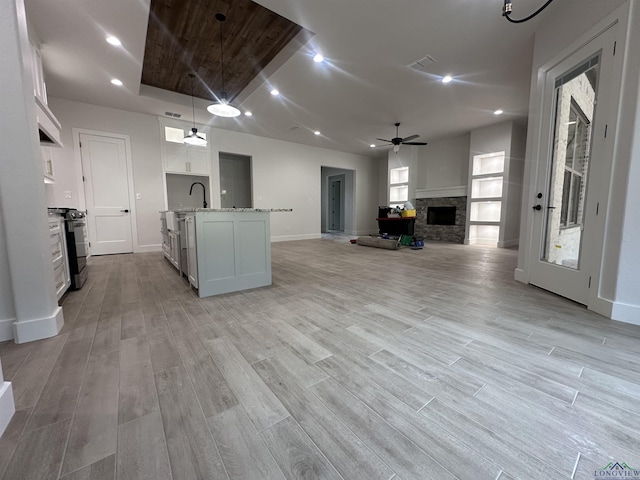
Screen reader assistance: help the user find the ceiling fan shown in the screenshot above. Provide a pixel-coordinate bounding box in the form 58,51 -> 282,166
376,123 -> 428,152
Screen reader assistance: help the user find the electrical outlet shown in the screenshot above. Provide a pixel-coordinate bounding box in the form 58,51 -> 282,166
136,193 -> 142,200
64,191 -> 72,199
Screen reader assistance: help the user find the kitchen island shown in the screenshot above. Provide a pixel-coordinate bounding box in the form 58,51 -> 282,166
161,208 -> 291,297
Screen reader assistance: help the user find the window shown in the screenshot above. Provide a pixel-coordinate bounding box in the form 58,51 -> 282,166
389,166 -> 409,207
164,126 -> 207,145
560,101 -> 590,226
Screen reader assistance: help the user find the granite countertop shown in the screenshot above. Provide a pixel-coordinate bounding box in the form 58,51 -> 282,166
161,208 -> 293,213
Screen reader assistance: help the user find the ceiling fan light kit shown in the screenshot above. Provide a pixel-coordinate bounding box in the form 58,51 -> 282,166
375,122 -> 428,153
207,13 -> 242,118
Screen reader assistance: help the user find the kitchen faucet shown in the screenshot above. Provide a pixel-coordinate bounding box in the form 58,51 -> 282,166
189,182 -> 207,208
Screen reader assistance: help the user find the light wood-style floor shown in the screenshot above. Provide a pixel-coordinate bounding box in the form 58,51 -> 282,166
1,238 -> 639,480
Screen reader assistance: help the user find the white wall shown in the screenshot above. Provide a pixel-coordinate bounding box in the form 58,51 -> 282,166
166,174 -> 211,210
505,121 -> 527,246
0,209 -> 16,340
207,128 -> 379,240
46,98 -> 380,246
608,0 -> 640,324
417,133 -> 470,191
46,98 -> 164,250
378,156 -> 389,206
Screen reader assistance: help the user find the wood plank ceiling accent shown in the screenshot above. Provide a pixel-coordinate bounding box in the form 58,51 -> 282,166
142,0 -> 311,102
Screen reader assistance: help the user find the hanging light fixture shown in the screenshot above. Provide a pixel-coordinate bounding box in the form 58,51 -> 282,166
502,0 -> 556,23
207,13 -> 241,117
184,73 -> 207,146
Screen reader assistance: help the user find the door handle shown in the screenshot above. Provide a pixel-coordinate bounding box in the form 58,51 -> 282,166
120,209 -> 129,213
532,205 -> 542,211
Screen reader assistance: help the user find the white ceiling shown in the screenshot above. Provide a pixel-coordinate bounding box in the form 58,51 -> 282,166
24,0 -> 553,157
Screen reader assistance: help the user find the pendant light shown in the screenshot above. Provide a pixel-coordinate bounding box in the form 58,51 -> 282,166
184,73 -> 207,146
207,13 -> 241,117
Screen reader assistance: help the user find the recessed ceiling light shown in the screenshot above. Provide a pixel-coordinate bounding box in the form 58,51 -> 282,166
244,111 -> 253,117
270,89 -> 280,96
441,75 -> 453,84
106,36 -> 121,46
494,109 -> 504,115
313,53 -> 324,63
370,144 -> 376,148
314,131 -> 321,136
110,78 -> 123,86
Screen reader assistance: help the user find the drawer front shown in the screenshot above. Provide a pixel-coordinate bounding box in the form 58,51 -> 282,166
50,232 -> 64,261
48,220 -> 61,235
53,260 -> 66,294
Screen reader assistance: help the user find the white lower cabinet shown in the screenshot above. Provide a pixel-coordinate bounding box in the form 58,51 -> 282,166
170,210 -> 272,296
185,214 -> 198,288
48,216 -> 70,300
193,211 -> 271,297
168,231 -> 180,270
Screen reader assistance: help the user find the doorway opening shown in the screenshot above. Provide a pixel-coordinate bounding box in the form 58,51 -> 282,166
328,176 -> 345,232
321,167 -> 355,234
219,153 -> 252,208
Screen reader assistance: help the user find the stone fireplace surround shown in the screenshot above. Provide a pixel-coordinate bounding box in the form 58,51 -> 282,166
415,196 -> 467,243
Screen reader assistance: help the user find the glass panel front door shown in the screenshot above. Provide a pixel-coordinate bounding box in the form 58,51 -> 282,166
542,56 -> 599,270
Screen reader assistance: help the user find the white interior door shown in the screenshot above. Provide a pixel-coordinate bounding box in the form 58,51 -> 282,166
528,26 -> 617,304
80,133 -> 133,255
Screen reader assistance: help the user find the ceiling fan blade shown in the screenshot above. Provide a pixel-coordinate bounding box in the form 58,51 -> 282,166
376,138 -> 392,143
401,134 -> 419,142
402,141 -> 428,145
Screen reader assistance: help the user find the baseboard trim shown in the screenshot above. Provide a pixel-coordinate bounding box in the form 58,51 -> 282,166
271,234 -> 322,242
135,244 -> 163,253
514,268 -> 527,283
498,239 -> 519,248
0,382 -> 15,437
0,318 -> 16,342
588,295 -> 613,319
354,229 -> 380,236
12,306 -> 64,344
611,301 -> 640,326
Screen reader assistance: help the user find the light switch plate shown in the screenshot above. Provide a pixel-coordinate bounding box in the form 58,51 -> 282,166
136,193 -> 142,200
64,191 -> 72,199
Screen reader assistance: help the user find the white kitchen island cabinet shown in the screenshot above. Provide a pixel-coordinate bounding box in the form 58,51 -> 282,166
180,209 -> 289,297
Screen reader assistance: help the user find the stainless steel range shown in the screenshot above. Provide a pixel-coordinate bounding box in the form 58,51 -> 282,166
47,208 -> 89,290
65,209 -> 88,290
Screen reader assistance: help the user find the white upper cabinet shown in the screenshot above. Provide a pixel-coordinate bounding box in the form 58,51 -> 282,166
164,141 -> 210,175
30,42 -> 47,105
160,120 -> 211,175
29,39 -> 62,148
